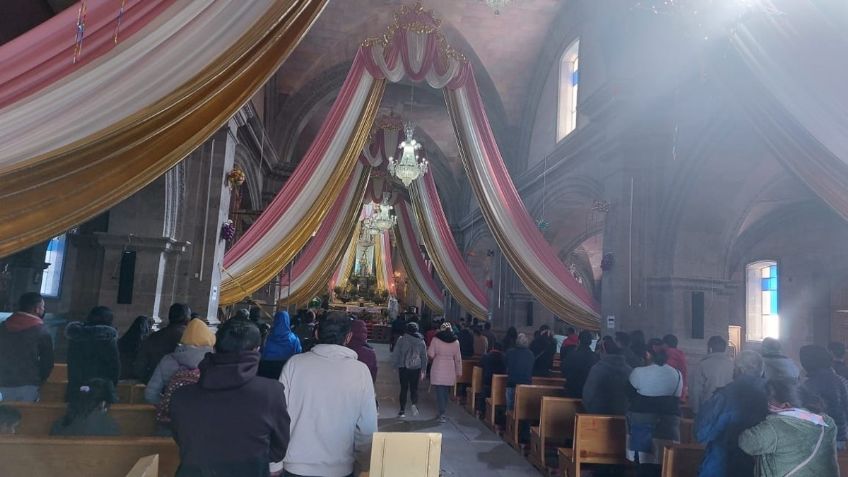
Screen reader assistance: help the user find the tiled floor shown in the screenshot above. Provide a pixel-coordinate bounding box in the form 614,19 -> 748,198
372,343 -> 543,476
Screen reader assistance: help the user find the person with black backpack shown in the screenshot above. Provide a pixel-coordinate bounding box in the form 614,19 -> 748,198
392,321 -> 427,418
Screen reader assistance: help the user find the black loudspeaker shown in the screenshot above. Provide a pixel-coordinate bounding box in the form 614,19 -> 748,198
526,301 -> 534,327
691,291 -> 705,339
117,251 -> 136,305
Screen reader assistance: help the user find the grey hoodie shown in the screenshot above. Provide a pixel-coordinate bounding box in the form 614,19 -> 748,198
144,344 -> 212,404
762,353 -> 801,381
279,344 -> 377,477
392,333 -> 427,370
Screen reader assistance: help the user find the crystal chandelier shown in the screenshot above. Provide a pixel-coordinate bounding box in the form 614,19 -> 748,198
481,0 -> 513,14
388,122 -> 429,187
371,195 -> 397,232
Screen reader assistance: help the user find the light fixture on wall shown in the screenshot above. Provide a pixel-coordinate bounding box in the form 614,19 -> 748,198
481,0 -> 514,14
388,121 -> 429,187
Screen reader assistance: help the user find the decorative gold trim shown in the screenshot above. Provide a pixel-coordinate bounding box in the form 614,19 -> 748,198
219,78 -> 386,304
0,0 -> 328,258
443,89 -> 600,329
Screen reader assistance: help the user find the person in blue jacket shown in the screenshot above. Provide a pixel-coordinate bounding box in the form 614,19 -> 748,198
257,311 -> 301,380
695,350 -> 768,477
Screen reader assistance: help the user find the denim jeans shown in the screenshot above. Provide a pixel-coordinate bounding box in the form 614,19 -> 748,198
434,384 -> 451,416
505,386 -> 516,411
0,385 -> 39,402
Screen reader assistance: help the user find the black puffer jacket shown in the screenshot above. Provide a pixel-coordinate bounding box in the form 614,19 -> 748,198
65,322 -> 120,402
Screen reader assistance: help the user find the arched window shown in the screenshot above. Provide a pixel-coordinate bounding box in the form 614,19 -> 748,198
557,38 -> 580,141
40,234 -> 67,297
746,260 -> 779,341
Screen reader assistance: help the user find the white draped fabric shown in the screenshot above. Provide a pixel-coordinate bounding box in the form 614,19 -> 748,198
396,202 -> 444,313
0,1 -> 274,167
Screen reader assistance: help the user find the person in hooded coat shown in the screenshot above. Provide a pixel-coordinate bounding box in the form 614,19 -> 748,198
66,306 -> 120,403
135,303 -> 191,383
118,316 -> 152,380
145,319 -> 216,404
428,322 -> 462,423
257,311 -> 302,380
170,319 -> 290,477
582,341 -> 631,414
393,322 -> 428,417
760,337 -> 801,381
348,319 -> 378,383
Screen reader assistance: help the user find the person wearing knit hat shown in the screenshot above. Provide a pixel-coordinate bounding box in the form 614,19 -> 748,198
144,319 -> 215,405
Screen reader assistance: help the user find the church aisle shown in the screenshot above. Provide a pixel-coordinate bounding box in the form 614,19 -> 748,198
371,343 -> 543,477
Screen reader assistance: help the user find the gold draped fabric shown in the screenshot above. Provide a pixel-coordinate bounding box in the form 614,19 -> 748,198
374,233 -> 386,291
278,169 -> 371,307
0,0 -> 327,258
335,228 -> 359,291
218,80 -> 385,304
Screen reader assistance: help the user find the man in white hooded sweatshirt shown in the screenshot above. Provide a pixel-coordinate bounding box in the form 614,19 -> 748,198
278,312 -> 378,477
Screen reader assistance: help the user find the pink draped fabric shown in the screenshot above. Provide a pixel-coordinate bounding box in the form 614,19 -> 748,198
379,232 -> 396,296
415,171 -> 489,311
0,0 -> 176,108
457,71 -> 599,311
396,202 -> 443,310
224,50 -> 370,267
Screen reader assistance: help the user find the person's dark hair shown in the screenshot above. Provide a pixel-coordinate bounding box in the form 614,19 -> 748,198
604,339 -> 622,355
0,405 -> 21,431
190,312 -> 201,319
828,341 -> 846,359
168,303 -> 191,325
231,308 -> 250,322
707,335 -> 728,353
62,378 -> 116,427
630,330 -> 646,346
118,316 -> 152,353
663,334 -> 679,348
493,342 -> 504,352
406,322 -> 420,335
648,337 -> 664,352
539,324 -> 550,332
566,327 -> 576,335
18,292 -> 44,313
86,306 -> 114,326
249,306 -> 262,322
799,345 -> 833,373
651,349 -> 669,366
614,331 -> 631,348
318,312 -> 353,345
578,330 -> 593,346
766,378 -> 824,414
484,322 -> 492,330
506,326 -> 518,339
215,318 -> 261,353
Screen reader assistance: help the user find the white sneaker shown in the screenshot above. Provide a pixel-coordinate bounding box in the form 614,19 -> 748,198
411,404 -> 419,416
439,415 -> 447,423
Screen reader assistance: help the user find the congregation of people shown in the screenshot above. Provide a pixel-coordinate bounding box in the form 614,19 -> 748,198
0,290 -> 845,476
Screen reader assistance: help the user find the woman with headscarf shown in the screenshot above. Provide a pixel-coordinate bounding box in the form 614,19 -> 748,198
117,316 -> 152,380
145,318 -> 216,404
257,311 -> 302,380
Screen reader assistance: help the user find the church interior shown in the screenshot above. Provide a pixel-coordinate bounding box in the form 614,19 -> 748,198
1,0 -> 848,476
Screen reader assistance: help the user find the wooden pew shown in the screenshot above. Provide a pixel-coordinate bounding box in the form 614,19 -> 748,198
0,436 -> 180,477
465,366 -> 483,416
558,414 -> 632,477
529,397 -> 582,472
485,374 -> 507,432
532,376 -> 566,388
369,432 -> 442,477
504,385 -> 565,452
36,381 -> 146,403
13,402 -> 157,436
680,418 -> 695,444
452,360 -> 478,402
661,443 -> 705,477
48,363 -> 68,383
126,455 -> 159,477
839,451 -> 848,477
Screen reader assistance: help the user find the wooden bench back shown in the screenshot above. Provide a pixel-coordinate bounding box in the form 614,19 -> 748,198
490,374 -> 507,406
838,451 -> 848,477
0,436 -> 179,477
679,418 -> 695,444
573,414 -> 629,465
38,382 -> 146,404
539,397 -> 582,442
126,455 -> 159,477
661,443 -> 705,477
471,366 -> 483,394
13,402 -> 157,436
369,432 -> 441,477
456,360 -> 478,385
513,385 -> 565,423
48,363 -> 68,383
531,376 -> 566,387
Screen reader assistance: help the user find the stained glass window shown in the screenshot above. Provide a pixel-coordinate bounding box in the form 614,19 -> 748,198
746,260 -> 779,341
557,39 -> 580,141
